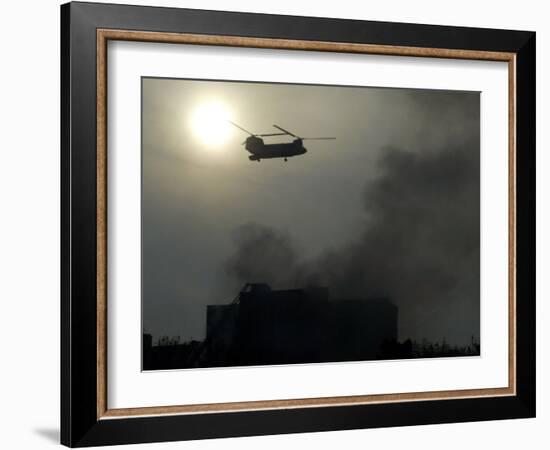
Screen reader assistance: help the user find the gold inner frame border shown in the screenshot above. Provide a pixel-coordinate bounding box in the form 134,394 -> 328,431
96,28 -> 517,420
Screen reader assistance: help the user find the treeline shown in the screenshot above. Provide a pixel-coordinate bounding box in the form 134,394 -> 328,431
377,336 -> 480,359
143,334 -> 205,370
143,333 -> 480,370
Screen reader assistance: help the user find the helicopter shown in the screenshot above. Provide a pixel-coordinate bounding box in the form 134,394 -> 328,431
229,121 -> 335,162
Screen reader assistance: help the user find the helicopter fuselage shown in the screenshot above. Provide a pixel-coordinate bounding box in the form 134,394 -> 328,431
244,136 -> 307,161
229,122 -> 334,162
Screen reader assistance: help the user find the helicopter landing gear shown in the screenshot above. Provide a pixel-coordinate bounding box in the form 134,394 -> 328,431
257,159 -> 261,162
284,158 -> 288,162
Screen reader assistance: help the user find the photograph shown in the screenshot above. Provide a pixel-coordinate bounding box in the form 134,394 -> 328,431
141,77 -> 481,371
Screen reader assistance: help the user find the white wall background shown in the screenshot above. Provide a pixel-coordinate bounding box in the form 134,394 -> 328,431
0,0 -> 546,448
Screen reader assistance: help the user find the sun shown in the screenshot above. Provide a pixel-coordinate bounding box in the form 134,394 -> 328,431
191,101 -> 233,147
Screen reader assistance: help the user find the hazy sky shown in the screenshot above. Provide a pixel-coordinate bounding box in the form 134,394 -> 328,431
142,77 -> 480,345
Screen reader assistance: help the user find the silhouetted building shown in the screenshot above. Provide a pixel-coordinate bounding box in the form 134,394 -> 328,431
205,283 -> 397,366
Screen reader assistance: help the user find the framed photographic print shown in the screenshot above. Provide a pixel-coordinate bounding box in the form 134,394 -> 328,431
60,2 -> 536,447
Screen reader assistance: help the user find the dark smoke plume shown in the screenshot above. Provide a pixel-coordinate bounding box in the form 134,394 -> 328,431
225,224 -> 299,288
224,144 -> 480,344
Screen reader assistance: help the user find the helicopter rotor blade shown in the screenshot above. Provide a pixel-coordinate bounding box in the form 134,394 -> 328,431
301,137 -> 336,140
256,132 -> 287,137
272,124 -> 299,138
228,120 -> 255,136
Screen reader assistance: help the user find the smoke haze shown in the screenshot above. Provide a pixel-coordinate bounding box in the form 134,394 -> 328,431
225,143 -> 480,342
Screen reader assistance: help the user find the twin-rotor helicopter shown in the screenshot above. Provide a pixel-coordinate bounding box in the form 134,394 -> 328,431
229,121 -> 335,162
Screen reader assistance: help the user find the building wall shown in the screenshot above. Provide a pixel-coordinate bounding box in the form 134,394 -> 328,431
206,286 -> 398,366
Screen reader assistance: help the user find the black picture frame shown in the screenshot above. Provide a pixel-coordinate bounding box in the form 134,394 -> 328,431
61,1 -> 535,447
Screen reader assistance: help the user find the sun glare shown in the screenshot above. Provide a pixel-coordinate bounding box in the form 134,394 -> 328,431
191,101 -> 232,147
